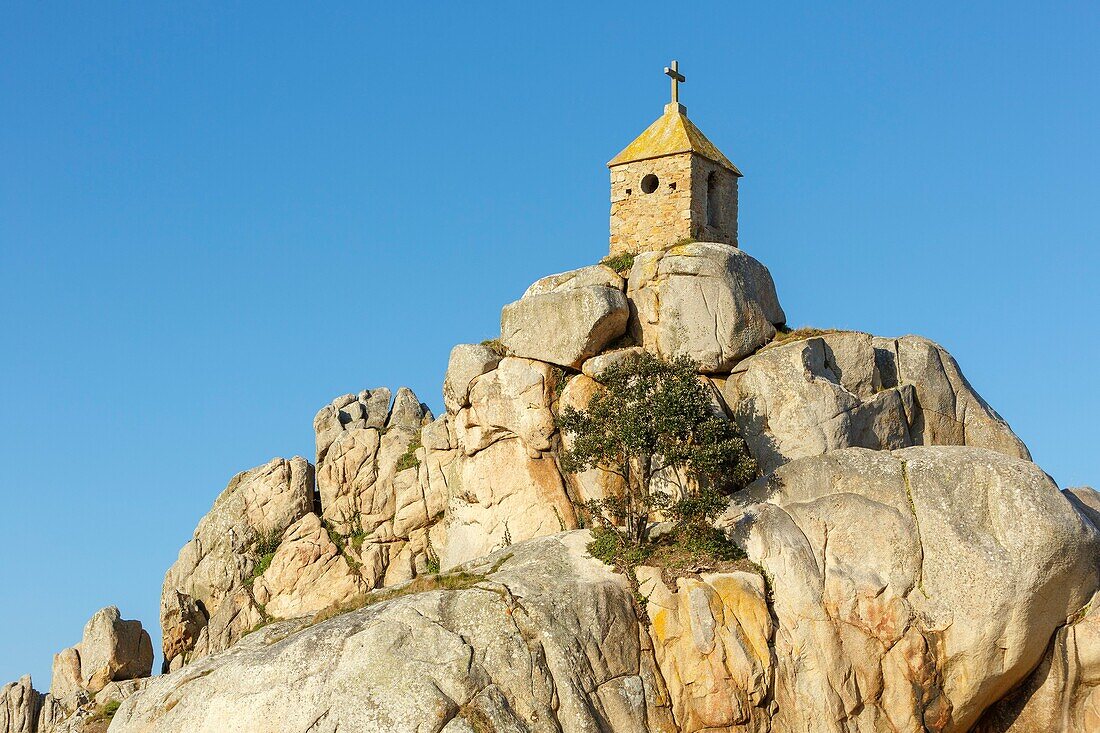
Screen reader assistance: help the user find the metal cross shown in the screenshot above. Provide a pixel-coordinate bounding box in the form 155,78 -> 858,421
664,60 -> 685,105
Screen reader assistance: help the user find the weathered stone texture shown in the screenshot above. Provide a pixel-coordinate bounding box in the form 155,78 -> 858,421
109,534 -> 678,733
610,154 -> 738,256
719,446 -> 1100,732
501,284 -> 629,369
159,456 -> 315,670
627,242 -> 785,372
0,676 -> 39,733
77,606 -> 153,694
724,331 -> 1031,472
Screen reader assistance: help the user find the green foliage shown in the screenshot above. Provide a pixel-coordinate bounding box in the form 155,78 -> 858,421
253,528 -> 282,558
558,351 -> 756,543
600,252 -> 636,273
480,338 -> 508,357
247,528 -> 282,585
88,699 -> 122,723
671,236 -> 697,247
425,555 -> 441,575
395,433 -> 423,472
249,552 -> 275,583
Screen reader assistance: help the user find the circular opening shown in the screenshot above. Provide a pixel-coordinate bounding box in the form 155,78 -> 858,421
640,174 -> 659,194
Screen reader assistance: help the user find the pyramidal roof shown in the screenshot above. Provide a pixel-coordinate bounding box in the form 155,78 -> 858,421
608,103 -> 742,175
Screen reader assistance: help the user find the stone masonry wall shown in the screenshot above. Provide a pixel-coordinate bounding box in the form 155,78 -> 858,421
609,154 -> 694,256
689,155 -> 738,247
610,152 -> 739,256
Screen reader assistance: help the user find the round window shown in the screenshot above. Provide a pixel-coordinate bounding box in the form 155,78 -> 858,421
640,174 -> 659,194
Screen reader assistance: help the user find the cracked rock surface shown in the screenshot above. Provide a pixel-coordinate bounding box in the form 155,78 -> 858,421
109,533 -> 677,733
719,446 -> 1100,733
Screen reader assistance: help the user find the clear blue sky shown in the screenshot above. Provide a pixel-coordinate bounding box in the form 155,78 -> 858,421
2,2 -> 1097,686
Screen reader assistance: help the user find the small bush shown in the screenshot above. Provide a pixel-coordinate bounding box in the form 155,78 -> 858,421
395,433 -> 423,472
248,528 -> 282,584
480,338 -> 508,357
600,252 -> 635,274
88,699 -> 122,723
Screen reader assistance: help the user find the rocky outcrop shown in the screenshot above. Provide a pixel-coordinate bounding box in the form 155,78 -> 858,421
723,331 -> 1030,472
77,606 -> 153,695
159,456 -> 315,671
440,438 -> 576,569
313,386 -> 440,590
718,446 -> 1099,732
0,677 -> 39,733
637,569 -> 774,732
501,265 -> 630,368
42,606 -> 152,719
109,533 -> 678,733
455,357 -> 558,455
975,486 -> 1100,733
251,512 -> 367,619
627,242 -> 785,372
977,590 -> 1100,732
443,344 -> 502,413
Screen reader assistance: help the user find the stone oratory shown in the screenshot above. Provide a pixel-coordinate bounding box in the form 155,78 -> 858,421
608,60 -> 742,256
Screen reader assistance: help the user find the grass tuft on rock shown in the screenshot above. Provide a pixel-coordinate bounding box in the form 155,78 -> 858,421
395,433 -> 422,472
764,325 -> 840,350
600,252 -> 635,274
480,338 -> 508,357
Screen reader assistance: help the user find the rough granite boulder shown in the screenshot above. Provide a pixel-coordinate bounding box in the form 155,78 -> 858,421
159,456 -> 314,671
76,606 -> 153,694
501,267 -> 629,369
627,242 -> 785,372
46,648 -> 82,711
723,331 -> 1030,473
976,590 -> 1100,732
251,512 -> 367,619
718,446 -> 1100,732
107,533 -> 678,733
0,677 -> 39,733
439,438 -> 578,570
636,568 -> 774,732
442,344 -> 502,413
975,486 -> 1100,733
455,357 -> 559,456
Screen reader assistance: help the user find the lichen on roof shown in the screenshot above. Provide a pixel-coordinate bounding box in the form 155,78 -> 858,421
608,105 -> 742,175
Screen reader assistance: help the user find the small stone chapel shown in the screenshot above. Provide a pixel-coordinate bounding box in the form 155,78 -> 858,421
608,61 -> 742,256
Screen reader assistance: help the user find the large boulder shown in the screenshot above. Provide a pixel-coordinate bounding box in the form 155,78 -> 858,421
718,446 -> 1100,732
627,242 -> 785,372
442,344 -> 501,413
976,590 -> 1100,732
0,676 -> 39,733
975,486 -> 1100,733
501,266 -> 629,369
454,357 -> 559,456
723,331 -> 1030,473
439,439 -> 577,570
107,534 -> 678,733
160,456 -> 315,671
636,568 -> 774,731
77,606 -> 153,694
251,513 -> 367,619
46,648 -> 82,710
